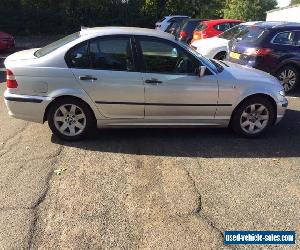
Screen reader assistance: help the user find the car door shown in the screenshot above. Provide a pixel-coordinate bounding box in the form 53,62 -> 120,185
269,31 -> 298,71
135,36 -> 218,120
67,35 -> 144,119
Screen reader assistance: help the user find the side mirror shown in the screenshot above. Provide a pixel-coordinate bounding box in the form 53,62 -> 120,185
198,66 -> 207,77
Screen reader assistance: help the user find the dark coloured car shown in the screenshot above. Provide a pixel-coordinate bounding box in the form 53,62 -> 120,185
166,18 -> 188,35
0,31 -> 15,52
177,18 -> 208,44
228,22 -> 300,92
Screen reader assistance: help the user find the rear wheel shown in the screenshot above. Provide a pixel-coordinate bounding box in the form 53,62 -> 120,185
276,65 -> 299,93
47,98 -> 95,141
231,97 -> 275,138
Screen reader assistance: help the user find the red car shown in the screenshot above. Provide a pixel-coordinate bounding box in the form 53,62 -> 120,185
0,31 -> 15,52
192,19 -> 243,43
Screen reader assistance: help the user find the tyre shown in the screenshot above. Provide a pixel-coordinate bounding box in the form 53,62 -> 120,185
214,51 -> 226,60
47,97 -> 96,141
231,97 -> 275,138
276,65 -> 299,93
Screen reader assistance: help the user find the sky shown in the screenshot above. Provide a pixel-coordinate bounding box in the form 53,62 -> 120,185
277,0 -> 291,7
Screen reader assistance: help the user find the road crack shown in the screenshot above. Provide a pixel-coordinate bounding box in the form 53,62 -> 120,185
27,144 -> 64,249
181,163 -> 240,250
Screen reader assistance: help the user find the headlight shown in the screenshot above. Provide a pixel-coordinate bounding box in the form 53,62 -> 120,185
279,90 -> 285,97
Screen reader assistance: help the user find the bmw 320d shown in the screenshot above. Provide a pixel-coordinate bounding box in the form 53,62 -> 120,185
4,27 -> 288,140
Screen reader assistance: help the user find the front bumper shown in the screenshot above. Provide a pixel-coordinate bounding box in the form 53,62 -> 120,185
276,98 -> 288,124
4,90 -> 53,123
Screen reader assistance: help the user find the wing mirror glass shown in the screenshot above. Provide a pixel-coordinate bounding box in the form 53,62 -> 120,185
198,65 -> 207,77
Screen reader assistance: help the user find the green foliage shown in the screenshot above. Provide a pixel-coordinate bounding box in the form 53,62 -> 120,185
0,0 -> 274,35
223,0 -> 277,21
290,0 -> 300,5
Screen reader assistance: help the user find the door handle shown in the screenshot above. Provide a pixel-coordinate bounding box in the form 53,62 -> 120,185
145,79 -> 163,85
79,75 -> 97,81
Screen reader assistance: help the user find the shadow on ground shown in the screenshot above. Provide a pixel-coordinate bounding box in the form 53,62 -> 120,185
52,108 -> 300,158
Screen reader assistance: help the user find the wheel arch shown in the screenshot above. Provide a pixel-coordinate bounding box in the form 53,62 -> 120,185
274,61 -> 300,75
213,51 -> 227,59
43,95 -> 97,123
230,93 -> 277,126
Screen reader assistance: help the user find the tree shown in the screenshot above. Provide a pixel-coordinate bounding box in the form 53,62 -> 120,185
223,0 -> 277,21
290,0 -> 300,5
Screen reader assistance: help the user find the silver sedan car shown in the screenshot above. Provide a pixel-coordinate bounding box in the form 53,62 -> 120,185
4,27 -> 288,141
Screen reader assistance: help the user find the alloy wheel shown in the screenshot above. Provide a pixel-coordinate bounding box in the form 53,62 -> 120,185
278,69 -> 297,92
240,103 -> 270,134
54,104 -> 86,136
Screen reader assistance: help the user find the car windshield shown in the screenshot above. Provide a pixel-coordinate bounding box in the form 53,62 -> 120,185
34,32 -> 80,58
218,24 -> 267,43
218,25 -> 250,40
235,26 -> 268,43
181,43 -> 223,73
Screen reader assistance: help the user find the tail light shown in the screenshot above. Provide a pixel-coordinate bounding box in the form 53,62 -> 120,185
179,31 -> 187,39
6,69 -> 18,88
193,32 -> 202,40
245,48 -> 272,56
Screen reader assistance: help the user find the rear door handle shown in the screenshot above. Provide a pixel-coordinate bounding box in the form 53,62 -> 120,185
145,79 -> 163,85
79,75 -> 97,81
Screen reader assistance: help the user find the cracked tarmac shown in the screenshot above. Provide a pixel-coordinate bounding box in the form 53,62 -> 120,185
0,81 -> 299,249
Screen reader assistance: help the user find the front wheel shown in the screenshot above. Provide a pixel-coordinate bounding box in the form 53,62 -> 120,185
47,98 -> 95,141
231,97 -> 275,138
214,51 -> 226,60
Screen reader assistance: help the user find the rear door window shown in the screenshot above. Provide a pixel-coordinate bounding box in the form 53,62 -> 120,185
89,37 -> 135,71
66,36 -> 135,71
272,31 -> 295,45
66,41 -> 90,68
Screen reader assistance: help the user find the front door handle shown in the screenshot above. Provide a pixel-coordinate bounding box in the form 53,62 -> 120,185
79,75 -> 97,81
145,79 -> 163,85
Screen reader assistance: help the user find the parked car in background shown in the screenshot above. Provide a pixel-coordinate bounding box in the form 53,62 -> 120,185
228,21 -> 300,92
4,27 -> 287,140
191,22 -> 258,60
165,18 -> 188,35
177,18 -> 208,44
192,19 -> 243,43
155,15 -> 189,32
0,31 -> 15,52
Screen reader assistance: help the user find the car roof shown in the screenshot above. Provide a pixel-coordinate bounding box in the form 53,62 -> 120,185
186,18 -> 207,22
252,21 -> 300,29
165,15 -> 189,18
80,26 -> 175,40
203,19 -> 243,25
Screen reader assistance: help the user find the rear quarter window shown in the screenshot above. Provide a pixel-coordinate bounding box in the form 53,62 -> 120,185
35,32 -> 80,58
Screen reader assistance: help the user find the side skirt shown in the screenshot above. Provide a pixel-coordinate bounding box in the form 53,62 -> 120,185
96,119 -> 230,128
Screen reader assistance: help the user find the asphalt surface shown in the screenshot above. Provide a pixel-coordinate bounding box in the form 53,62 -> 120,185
0,73 -> 300,249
